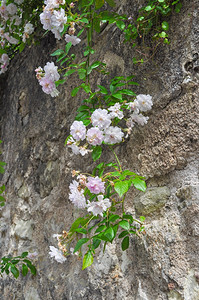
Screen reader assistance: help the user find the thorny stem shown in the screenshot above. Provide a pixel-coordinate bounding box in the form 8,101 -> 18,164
109,146 -> 122,172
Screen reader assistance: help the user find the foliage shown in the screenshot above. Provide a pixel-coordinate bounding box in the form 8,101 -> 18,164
0,0 -> 183,271
0,252 -> 36,278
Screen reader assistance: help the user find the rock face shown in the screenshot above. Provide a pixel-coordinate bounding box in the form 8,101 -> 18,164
0,0 -> 199,299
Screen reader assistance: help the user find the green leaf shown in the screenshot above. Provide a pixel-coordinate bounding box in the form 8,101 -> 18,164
108,214 -> 120,222
55,79 -> 65,87
77,28 -> 84,37
122,236 -> 129,251
83,119 -> 91,126
22,264 -> 28,276
123,214 -> 134,223
0,166 -> 5,174
0,49 -> 6,54
71,86 -> 80,97
74,238 -> 89,253
104,227 -> 114,242
10,259 -> 20,264
94,18 -> 101,33
60,57 -> 70,66
21,252 -> 28,258
75,228 -> 87,234
69,217 -> 85,232
110,84 -> 116,94
79,18 -> 89,24
114,180 -> 129,197
162,21 -> 169,31
112,93 -> 123,100
50,49 -> 64,56
95,225 -> 106,233
90,61 -> 101,69
145,5 -> 153,11
158,0 -> 165,2
132,178 -> 146,192
75,111 -> 90,121
11,265 -> 19,279
92,238 -> 101,249
119,220 -> 130,230
77,105 -> 90,112
65,42 -> 72,54
112,224 -> 118,237
78,68 -> 86,80
27,264 -> 36,275
80,83 -> 90,93
64,69 -> 76,77
82,251 -> 93,270
19,43 -> 25,53
92,146 -> 102,161
106,0 -> 116,7
116,20 -> 125,30
159,31 -> 167,38
175,3 -> 182,13
119,170 -> 137,180
140,216 -> 145,222
97,85 -> 108,94
118,231 -> 129,238
95,0 -> 104,9
119,89 -> 136,96
110,171 -> 121,177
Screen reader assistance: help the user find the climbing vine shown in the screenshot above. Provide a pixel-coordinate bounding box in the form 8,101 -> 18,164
0,0 -> 182,272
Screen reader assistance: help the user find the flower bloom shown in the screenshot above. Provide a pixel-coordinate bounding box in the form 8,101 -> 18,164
6,3 -> 17,15
86,176 -> 105,194
24,23 -> 34,34
108,103 -> 124,119
69,180 -> 87,208
134,94 -> 153,112
129,112 -> 149,126
70,121 -> 86,141
36,62 -> 60,97
91,108 -> 111,130
87,195 -> 111,216
51,8 -> 67,32
86,127 -> 104,145
44,62 -> 60,81
49,246 -> 67,263
39,76 -> 56,95
40,10 -> 53,30
27,251 -> 38,259
65,34 -> 81,46
127,101 -> 139,114
40,4 -> 67,39
104,126 -> 124,144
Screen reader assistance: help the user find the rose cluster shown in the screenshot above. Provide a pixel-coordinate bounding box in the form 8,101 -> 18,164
40,0 -> 81,46
69,173 -> 111,217
67,95 -> 153,156
35,62 -> 60,97
126,94 -> 153,132
0,0 -> 35,74
40,0 -> 67,40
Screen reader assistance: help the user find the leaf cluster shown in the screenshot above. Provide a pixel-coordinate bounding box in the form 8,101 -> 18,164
0,252 -> 36,279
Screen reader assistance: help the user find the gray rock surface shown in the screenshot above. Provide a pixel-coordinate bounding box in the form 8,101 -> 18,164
0,0 -> 199,299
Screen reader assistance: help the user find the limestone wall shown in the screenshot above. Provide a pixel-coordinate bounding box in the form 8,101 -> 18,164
0,0 -> 199,299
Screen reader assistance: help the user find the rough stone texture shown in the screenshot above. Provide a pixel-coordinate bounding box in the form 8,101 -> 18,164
0,0 -> 199,299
